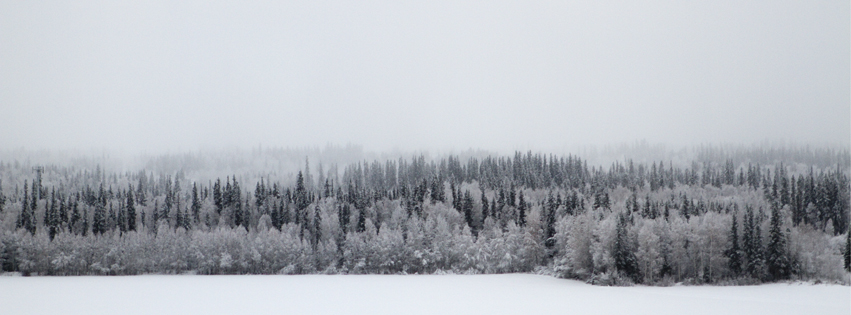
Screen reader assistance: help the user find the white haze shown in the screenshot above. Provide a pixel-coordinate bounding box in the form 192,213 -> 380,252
1,1 -> 848,154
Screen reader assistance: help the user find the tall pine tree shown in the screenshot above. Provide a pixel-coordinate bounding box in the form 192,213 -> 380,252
614,212 -> 639,282
191,183 -> 201,225
126,187 -> 136,232
844,230 -> 850,272
517,190 -> 527,227
725,213 -> 742,276
766,204 -> 789,280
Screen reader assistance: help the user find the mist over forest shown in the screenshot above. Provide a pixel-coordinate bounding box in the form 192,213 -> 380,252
1,1 -> 848,291
0,143 -> 848,285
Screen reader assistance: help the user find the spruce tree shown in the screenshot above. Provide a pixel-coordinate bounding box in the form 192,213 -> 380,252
766,204 -> 789,280
70,199 -> 80,235
126,187 -> 136,232
431,178 -> 443,203
136,174 -> 147,206
743,207 -> 753,268
81,207 -> 89,237
614,212 -> 639,282
117,201 -> 127,234
175,194 -> 184,230
108,203 -> 116,232
339,204 -> 350,234
295,171 -> 309,225
27,182 -> 37,235
59,195 -> 68,226
481,193 -> 489,222
844,230 -> 850,272
462,191 -> 474,231
517,190 -> 527,227
191,183 -> 201,225
545,193 -> 557,248
593,191 -> 602,209
182,205 -> 191,231
213,178 -> 223,215
16,181 -> 28,231
47,188 -> 59,240
356,207 -> 366,233
746,210 -> 766,280
0,179 -> 5,214
93,202 -> 104,235
151,200 -> 160,226
725,213 -> 742,276
312,205 -> 322,248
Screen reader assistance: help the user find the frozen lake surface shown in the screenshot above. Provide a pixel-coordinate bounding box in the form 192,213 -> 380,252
1,274 -> 848,315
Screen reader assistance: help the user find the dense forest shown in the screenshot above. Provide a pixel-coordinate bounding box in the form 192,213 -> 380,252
0,145 -> 849,285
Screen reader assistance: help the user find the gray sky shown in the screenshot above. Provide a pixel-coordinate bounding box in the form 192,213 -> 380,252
1,1 -> 848,154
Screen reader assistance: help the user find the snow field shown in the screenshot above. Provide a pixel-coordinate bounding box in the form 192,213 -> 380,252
0,274 -> 848,315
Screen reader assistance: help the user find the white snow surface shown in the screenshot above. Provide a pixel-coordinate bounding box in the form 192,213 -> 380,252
1,274 -> 848,315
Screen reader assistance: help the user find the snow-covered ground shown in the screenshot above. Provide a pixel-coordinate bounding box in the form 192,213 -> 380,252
1,274 -> 848,315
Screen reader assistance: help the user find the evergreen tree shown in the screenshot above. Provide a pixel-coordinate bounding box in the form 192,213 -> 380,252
752,222 -> 765,279
544,193 -> 556,249
136,173 -> 147,206
108,203 -> 116,232
517,190 -> 527,227
117,200 -> 127,234
681,194 -> 691,220
152,200 -> 160,226
81,207 -> 89,237
312,205 -> 322,248
171,193 -> 184,229
255,179 -> 265,208
356,207 -> 366,233
295,171 -> 309,224
339,204 -> 350,234
27,181 -> 37,235
47,188 -> 59,240
59,195 -> 68,226
614,212 -> 639,282
744,207 -> 766,280
16,181 -> 28,231
430,178 -> 443,203
182,204 -> 191,231
628,193 -> 639,213
451,182 -> 459,211
766,205 -> 789,280
213,178 -> 223,215
70,199 -> 80,235
725,213 -> 742,276
481,193 -> 489,222
0,179 -> 5,214
93,202 -> 105,235
593,191 -> 603,209
126,187 -> 136,232
844,230 -> 850,272
642,195 -> 652,218
241,192 -> 249,232
462,191 -> 474,231
191,183 -> 201,225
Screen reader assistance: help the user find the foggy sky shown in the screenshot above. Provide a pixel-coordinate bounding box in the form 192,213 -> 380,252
1,1 -> 848,154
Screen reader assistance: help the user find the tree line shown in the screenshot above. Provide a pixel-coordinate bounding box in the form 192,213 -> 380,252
0,150 -> 848,284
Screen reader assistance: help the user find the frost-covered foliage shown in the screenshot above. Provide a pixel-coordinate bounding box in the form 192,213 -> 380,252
0,147 -> 847,285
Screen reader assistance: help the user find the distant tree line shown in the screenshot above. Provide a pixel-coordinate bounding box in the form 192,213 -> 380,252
0,149 -> 848,284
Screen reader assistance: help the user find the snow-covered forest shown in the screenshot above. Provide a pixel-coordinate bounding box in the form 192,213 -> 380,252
0,145 -> 848,285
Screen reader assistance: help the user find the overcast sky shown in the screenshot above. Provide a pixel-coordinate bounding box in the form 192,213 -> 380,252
1,1 -> 848,154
